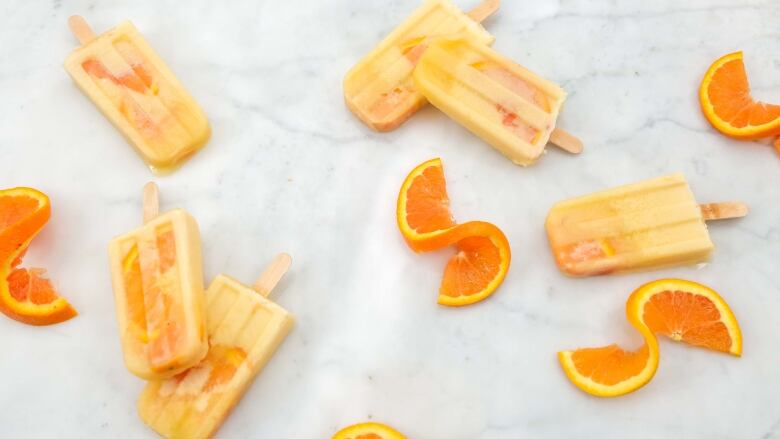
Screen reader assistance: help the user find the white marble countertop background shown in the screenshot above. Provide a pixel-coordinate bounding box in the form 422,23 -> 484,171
1,0 -> 779,438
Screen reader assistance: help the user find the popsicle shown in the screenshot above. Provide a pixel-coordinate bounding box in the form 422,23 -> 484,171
545,174 -> 748,277
344,0 -> 499,132
65,16 -> 210,173
108,182 -> 208,379
413,35 -> 582,165
138,254 -> 295,439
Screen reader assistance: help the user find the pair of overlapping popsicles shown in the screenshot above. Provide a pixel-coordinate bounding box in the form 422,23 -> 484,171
108,183 -> 293,438
344,0 -> 582,165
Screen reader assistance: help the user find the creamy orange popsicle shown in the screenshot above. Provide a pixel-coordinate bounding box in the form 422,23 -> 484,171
344,0 -> 497,131
108,183 -> 207,379
65,16 -> 210,173
545,174 -> 748,276
138,254 -> 295,439
413,35 -> 582,165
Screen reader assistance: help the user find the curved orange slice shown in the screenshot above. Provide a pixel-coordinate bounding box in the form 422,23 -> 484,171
0,188 -> 76,325
332,422 -> 406,439
700,51 -> 780,140
632,278 -> 742,356
558,314 -> 659,398
397,158 -> 456,253
436,221 -> 510,307
559,279 -> 740,397
397,158 -> 511,306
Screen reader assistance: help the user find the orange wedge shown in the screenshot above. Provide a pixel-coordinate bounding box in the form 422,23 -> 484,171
332,422 -> 406,439
397,158 -> 511,306
559,279 -> 741,397
700,51 -> 780,140
774,137 -> 780,154
0,188 -> 76,325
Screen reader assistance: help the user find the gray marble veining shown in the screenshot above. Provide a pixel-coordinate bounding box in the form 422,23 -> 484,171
0,0 -> 778,438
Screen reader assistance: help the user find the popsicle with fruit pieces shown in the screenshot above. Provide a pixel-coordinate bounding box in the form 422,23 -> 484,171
65,16 -> 210,173
545,173 -> 747,277
138,254 -> 295,439
108,182 -> 208,379
413,35 -> 582,165
344,0 -> 499,131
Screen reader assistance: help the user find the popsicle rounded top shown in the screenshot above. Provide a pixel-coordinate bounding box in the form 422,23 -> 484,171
545,173 -> 747,277
65,16 -> 211,174
343,0 -> 497,132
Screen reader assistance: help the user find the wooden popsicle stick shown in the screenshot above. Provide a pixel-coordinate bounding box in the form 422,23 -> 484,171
549,128 -> 584,154
68,15 -> 96,45
253,253 -> 293,298
142,182 -> 159,224
700,202 -> 748,221
467,0 -> 500,22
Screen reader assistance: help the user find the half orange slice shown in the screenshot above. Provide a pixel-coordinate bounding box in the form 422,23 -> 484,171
0,188 -> 76,325
700,51 -> 780,139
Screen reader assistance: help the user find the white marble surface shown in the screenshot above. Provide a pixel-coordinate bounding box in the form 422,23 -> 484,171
1,0 -> 779,438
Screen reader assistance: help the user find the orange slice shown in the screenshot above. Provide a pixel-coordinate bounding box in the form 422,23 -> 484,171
397,158 -> 511,306
0,188 -> 76,325
633,279 -> 742,355
436,221 -> 510,307
559,279 -> 740,397
396,158 -> 456,253
332,422 -> 406,439
700,51 -> 780,140
558,315 -> 659,398
774,137 -> 780,154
